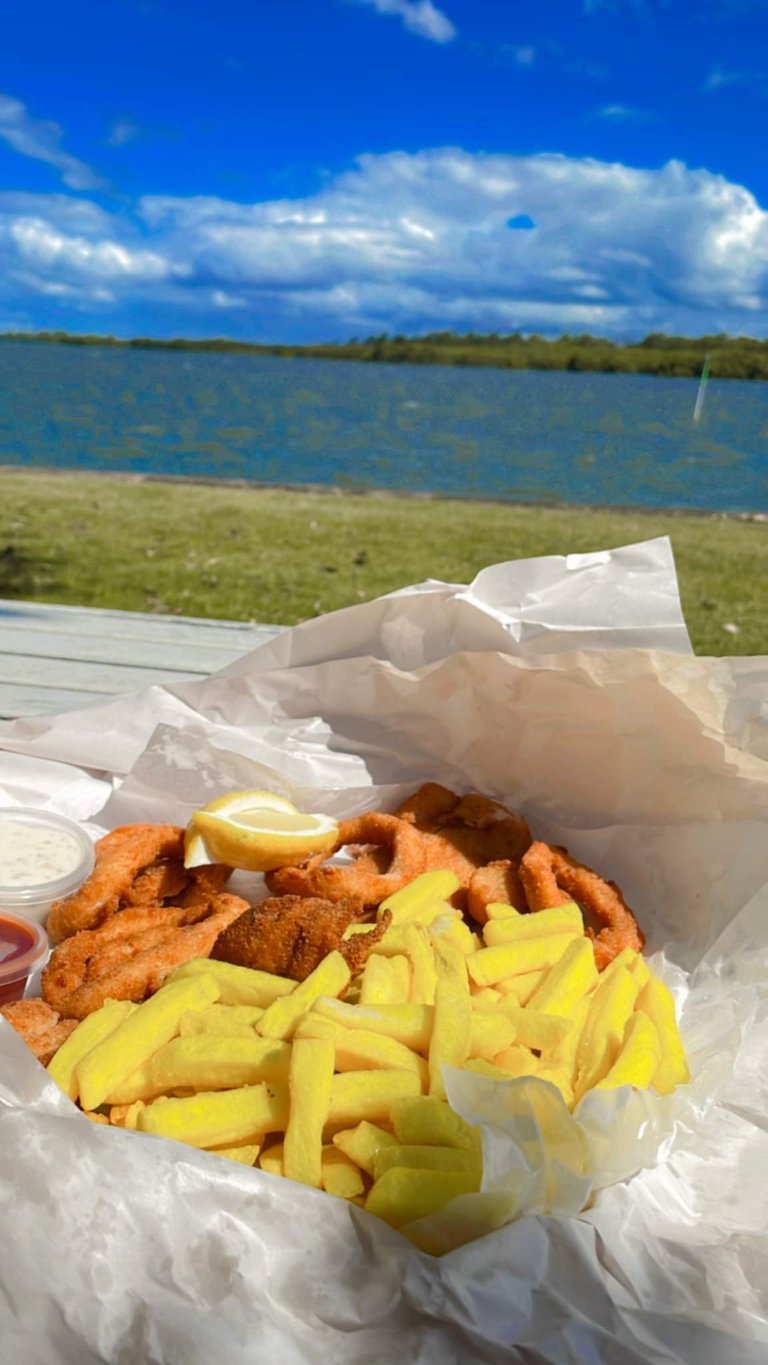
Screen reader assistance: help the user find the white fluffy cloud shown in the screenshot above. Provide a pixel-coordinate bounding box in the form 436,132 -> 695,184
1,148 -> 767,338
0,94 -> 102,191
349,0 -> 456,43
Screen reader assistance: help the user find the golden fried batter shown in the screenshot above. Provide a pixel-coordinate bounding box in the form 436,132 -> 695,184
0,998 -> 78,1065
42,894 -> 248,1019
47,824 -> 233,943
395,783 -> 532,904
467,859 -> 528,924
519,840 -> 645,968
212,895 -> 391,982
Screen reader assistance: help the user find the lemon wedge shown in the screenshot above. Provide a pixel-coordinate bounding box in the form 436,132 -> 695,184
184,789 -> 339,872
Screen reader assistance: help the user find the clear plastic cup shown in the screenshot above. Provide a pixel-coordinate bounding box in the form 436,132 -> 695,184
0,807 -> 95,928
0,910 -> 49,1004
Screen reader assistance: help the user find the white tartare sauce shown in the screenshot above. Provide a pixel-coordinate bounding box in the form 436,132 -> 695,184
0,822 -> 82,887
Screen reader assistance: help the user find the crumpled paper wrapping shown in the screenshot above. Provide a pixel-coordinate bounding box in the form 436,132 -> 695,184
1,536 -> 768,1364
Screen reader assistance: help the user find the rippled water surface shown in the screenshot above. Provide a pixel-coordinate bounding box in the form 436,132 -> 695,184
1,342 -> 766,512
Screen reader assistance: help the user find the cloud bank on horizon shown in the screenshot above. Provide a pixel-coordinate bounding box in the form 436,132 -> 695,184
2,129 -> 766,342
0,86 -> 766,342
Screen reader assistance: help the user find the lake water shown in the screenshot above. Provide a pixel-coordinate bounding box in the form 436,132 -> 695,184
1,341 -> 766,513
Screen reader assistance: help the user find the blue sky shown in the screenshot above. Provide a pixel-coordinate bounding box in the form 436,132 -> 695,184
1,0 -> 767,341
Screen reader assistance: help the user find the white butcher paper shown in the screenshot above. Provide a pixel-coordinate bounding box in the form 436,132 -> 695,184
0,534 -> 767,1365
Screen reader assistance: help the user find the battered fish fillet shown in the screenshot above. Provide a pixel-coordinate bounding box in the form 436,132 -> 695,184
395,783 -> 532,904
47,824 -> 232,943
42,893 -> 248,1019
0,998 -> 78,1065
212,895 -> 391,982
519,840 -> 645,969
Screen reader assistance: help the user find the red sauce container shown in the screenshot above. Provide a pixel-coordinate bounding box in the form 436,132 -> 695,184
0,910 -> 49,1005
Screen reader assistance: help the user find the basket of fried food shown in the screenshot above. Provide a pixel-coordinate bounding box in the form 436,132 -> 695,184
1,783 -> 689,1255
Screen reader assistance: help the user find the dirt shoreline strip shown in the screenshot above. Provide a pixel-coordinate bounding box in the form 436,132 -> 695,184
2,464 -> 765,524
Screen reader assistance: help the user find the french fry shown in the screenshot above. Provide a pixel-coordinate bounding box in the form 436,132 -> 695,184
548,995 -> 591,1087
209,1142 -> 261,1166
535,1066 -> 574,1107
592,946 -> 637,986
484,901 -> 521,921
636,975 -> 690,1094
462,1058 -> 514,1081
314,997 -> 434,1053
403,923 -> 437,1005
574,966 -> 639,1099
179,1004 -> 263,1036
390,1095 -> 481,1154
467,933 -> 575,988
378,871 -> 460,924
482,903 -> 583,947
284,1038 -> 335,1188
259,1141 -> 285,1177
293,1014 -> 341,1041
373,1143 -> 480,1179
257,951 -> 350,1041
105,1060 -> 164,1106
495,969 -> 548,1004
525,938 -> 598,1016
170,958 -> 294,1007
137,1080 -> 289,1148
594,1011 -> 661,1091
629,955 -> 651,990
430,914 -> 478,955
492,1003 -> 573,1056
492,1045 -> 539,1078
334,1029 -> 429,1087
332,1121 -> 397,1176
77,974 -> 220,1112
470,986 -> 502,1007
325,1070 -> 421,1131
429,939 -> 471,1099
321,1146 -> 366,1199
365,1169 -> 479,1227
109,1101 -> 142,1127
47,999 -> 136,1101
359,954 -> 410,1004
149,1034 -> 292,1092
468,1011 -> 516,1062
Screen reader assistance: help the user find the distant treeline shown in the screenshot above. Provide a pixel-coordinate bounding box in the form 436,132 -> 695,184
4,328 -> 768,379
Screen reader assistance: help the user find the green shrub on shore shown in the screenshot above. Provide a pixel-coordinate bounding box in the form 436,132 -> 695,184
3,328 -> 768,380
0,472 -> 764,656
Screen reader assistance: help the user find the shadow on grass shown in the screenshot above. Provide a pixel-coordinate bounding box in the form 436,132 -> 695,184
0,544 -> 61,599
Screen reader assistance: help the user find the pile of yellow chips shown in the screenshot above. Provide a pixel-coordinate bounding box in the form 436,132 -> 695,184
46,870 -> 689,1251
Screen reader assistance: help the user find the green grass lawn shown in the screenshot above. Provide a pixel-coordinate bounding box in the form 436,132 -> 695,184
0,471 -> 765,655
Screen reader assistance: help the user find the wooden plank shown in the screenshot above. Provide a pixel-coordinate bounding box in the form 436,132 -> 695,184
0,599 -> 283,650
0,599 -> 288,720
0,652 -> 203,693
0,684 -> 115,719
0,623 -> 281,673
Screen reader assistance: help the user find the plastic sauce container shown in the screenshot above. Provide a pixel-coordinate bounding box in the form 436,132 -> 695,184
0,910 -> 49,1004
0,807 -> 95,929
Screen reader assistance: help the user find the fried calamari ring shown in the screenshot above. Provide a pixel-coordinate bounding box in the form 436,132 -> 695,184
41,894 -> 248,1019
212,895 -> 391,982
467,859 -> 528,924
519,840 -> 645,969
47,824 -> 232,943
266,813 -> 428,907
0,998 -> 78,1065
395,783 -> 532,900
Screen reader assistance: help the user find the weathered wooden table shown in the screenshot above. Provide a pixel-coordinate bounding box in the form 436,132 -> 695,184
0,599 -> 286,720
